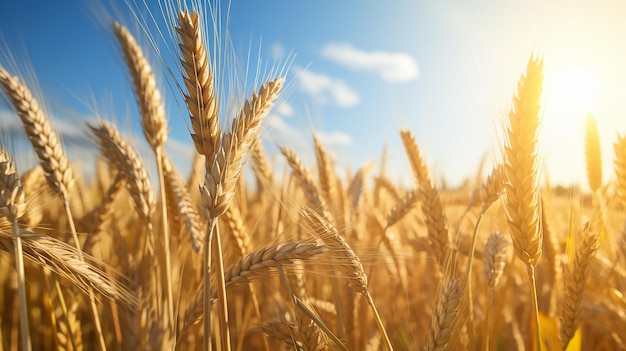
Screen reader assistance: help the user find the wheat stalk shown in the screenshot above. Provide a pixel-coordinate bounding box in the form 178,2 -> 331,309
177,12 -> 284,344
501,55 -> 544,350
301,208 -> 394,350
313,134 -> 337,212
541,197 -> 561,316
281,146 -> 327,214
87,173 -> 125,235
386,189 -> 419,229
480,164 -> 503,212
502,56 -> 543,267
463,164 -> 503,345
425,276 -> 465,351
175,11 -> 221,163
585,114 -> 602,193
482,232 -> 509,351
112,22 -> 168,150
221,204 -> 252,261
89,120 -> 159,338
89,121 -> 155,244
482,232 -> 509,289
294,296 -> 346,351
197,77 -> 283,350
113,21 -> 176,328
613,134 -> 626,207
162,154 -> 204,252
0,230 -> 138,308
560,216 -> 601,349
0,65 -> 109,350
400,129 -> 431,185
0,150 -> 30,351
183,238 -> 327,326
419,180 -> 449,266
202,78 -> 284,218
251,140 -> 273,194
0,66 -> 73,196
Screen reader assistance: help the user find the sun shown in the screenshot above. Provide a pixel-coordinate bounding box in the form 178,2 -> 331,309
544,65 -> 600,118
541,63 -> 602,185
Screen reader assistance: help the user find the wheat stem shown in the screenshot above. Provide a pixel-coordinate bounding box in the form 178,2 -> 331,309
12,221 -> 31,351
365,292 -> 394,351
156,149 -> 175,329
463,209 -> 485,348
203,218 -> 215,351
294,296 -> 349,351
484,288 -> 493,351
63,200 -> 107,351
54,276 -> 77,351
213,221 -> 231,351
528,265 -> 541,351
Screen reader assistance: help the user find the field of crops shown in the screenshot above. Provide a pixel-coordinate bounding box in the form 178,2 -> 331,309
0,2 -> 625,351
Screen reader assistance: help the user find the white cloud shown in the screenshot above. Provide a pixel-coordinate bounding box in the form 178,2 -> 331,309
315,130 -> 352,147
321,43 -> 419,83
271,42 -> 285,59
276,102 -> 294,117
297,69 -> 360,107
0,109 -> 94,148
267,115 -> 307,148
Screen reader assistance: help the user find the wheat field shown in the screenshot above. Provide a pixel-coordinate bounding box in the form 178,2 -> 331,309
0,2 -> 625,351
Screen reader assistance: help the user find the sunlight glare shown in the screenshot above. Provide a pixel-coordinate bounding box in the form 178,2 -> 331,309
542,63 -> 602,187
545,66 -> 600,117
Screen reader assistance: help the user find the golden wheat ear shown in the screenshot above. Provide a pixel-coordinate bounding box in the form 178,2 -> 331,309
88,121 -> 155,229
0,66 -> 73,197
613,134 -> 626,206
585,114 -> 602,193
0,150 -> 31,350
300,208 -> 394,350
0,64 -> 112,350
112,20 -> 178,328
559,212 -> 602,350
313,134 -> 337,211
502,56 -> 543,268
161,155 -> 204,252
400,129 -> 431,185
501,55 -> 544,351
175,10 -> 221,163
112,22 -> 168,151
182,238 -> 328,326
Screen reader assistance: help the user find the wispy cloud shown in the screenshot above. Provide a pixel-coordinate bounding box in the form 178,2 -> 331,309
265,101 -> 351,153
315,130 -> 352,147
266,112 -> 308,150
321,43 -> 419,83
1,108 -> 196,181
271,42 -> 285,59
0,109 -> 94,149
296,69 -> 360,107
276,101 -> 294,117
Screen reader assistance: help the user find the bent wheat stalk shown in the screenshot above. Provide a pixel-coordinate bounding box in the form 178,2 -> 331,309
0,65 -> 106,350
301,209 -> 394,351
183,238 -> 327,327
0,231 -> 138,308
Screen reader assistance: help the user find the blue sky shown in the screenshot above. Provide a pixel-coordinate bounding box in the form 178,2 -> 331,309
2,0 -> 626,189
